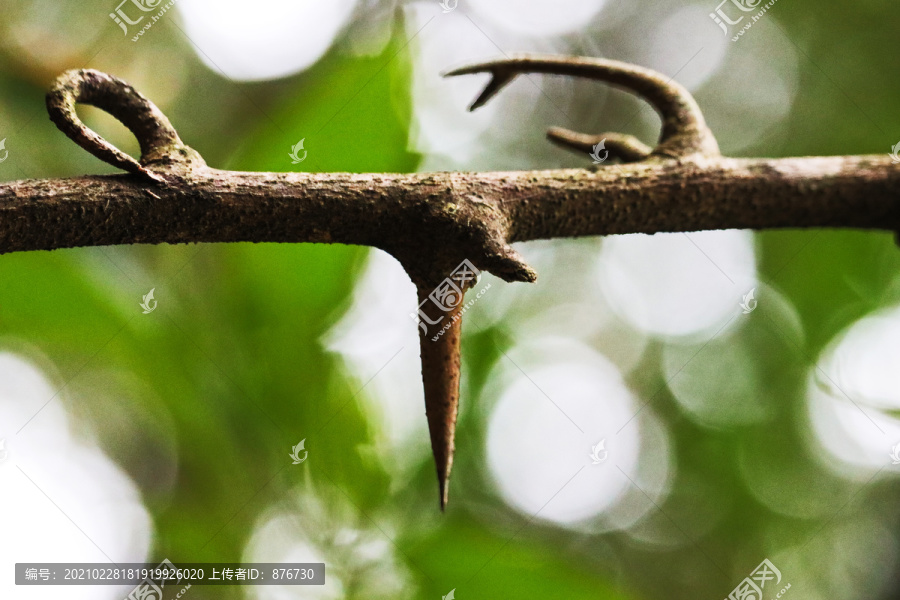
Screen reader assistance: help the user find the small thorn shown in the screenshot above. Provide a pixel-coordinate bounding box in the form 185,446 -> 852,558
547,127 -> 653,163
137,165 -> 166,184
546,126 -> 596,154
484,245 -> 537,283
444,66 -> 517,111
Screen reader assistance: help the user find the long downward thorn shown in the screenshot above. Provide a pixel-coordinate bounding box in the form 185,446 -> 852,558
416,284 -> 466,510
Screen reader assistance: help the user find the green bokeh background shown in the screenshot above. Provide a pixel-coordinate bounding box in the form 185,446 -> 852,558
2,1 -> 900,599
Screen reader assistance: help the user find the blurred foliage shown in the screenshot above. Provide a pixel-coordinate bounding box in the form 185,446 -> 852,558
3,1 -> 900,600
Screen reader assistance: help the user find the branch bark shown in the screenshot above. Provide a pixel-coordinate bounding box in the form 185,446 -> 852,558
3,155 -> 898,256
2,57 -> 898,508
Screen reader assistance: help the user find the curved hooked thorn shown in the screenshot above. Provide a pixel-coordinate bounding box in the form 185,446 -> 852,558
444,54 -> 720,160
546,127 -> 652,163
46,69 -> 205,182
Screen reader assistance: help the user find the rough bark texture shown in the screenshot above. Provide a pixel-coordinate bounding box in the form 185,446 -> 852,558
3,57 -> 899,508
3,156 -> 898,257
416,283 -> 465,511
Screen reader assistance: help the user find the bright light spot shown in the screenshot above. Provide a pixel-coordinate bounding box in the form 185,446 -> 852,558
323,250 -> 430,472
702,22 -> 799,154
245,494 -> 413,599
245,512 -> 340,600
597,230 -> 757,339
177,0 -> 359,80
642,5 -> 728,90
463,240 -> 563,331
806,305 -> 900,473
466,0 -> 607,36
0,353 -> 152,599
484,338 -> 665,526
405,5 -> 517,165
466,239 -> 650,376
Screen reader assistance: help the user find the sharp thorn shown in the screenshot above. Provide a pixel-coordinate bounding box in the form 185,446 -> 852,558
444,66 -> 518,111
546,126 -> 596,154
416,283 -> 464,510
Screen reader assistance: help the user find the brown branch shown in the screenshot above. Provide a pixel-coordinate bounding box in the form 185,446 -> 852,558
3,158 -> 898,252
1,58 -> 899,508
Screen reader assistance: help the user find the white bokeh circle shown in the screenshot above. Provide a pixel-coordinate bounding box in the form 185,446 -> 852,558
177,0 -> 359,80
484,338 -> 647,526
466,0 -> 607,36
597,230 -> 757,339
806,304 -> 900,473
0,352 -> 152,599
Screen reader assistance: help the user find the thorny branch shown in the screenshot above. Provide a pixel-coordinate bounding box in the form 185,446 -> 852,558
1,55 -> 899,508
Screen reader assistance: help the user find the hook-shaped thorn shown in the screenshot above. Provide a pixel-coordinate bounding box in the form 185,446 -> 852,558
46,69 -> 204,182
445,54 -> 720,160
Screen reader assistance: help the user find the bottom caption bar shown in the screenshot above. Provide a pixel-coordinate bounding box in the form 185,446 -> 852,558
16,561 -> 325,585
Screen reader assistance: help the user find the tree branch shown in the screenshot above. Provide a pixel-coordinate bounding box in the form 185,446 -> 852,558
3,157 -> 898,255
2,58 -> 898,508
